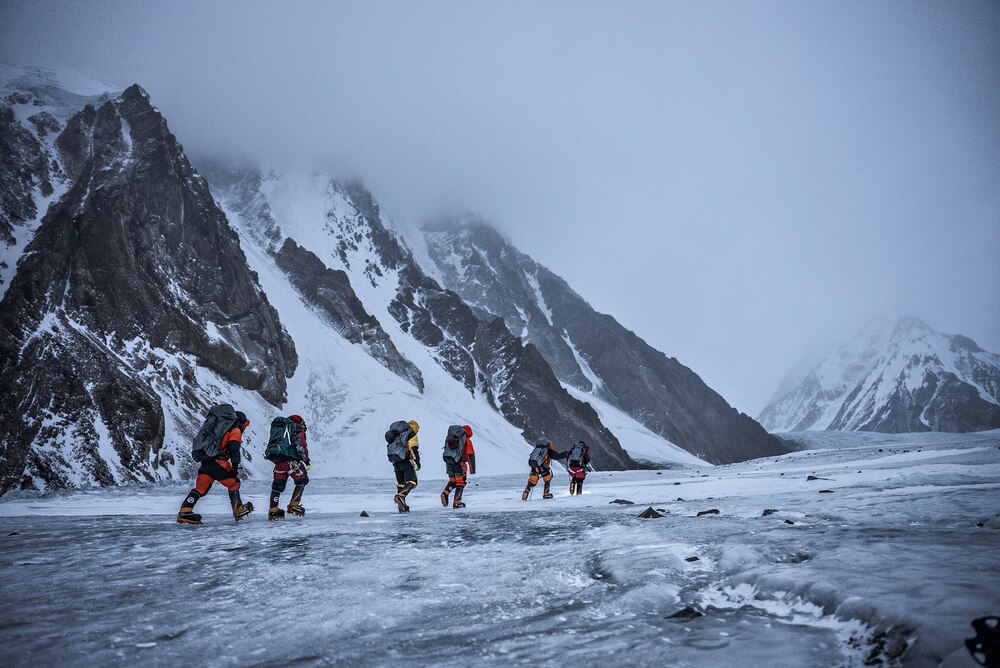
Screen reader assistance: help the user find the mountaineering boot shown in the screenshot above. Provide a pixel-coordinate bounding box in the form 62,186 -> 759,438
229,491 -> 254,521
268,507 -> 286,521
394,494 -> 410,513
177,511 -> 202,525
177,490 -> 203,524
287,484 -> 306,516
542,482 -> 553,499
575,479 -> 584,495
569,480 -> 577,495
452,486 -> 466,509
522,485 -> 532,501
441,484 -> 451,507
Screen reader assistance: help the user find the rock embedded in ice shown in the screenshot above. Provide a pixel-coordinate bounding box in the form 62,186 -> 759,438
667,606 -> 703,621
609,499 -> 635,505
638,507 -> 662,519
819,490 -> 834,494
762,509 -> 779,516
696,509 -> 720,516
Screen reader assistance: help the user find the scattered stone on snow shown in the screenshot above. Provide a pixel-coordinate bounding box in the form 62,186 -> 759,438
819,490 -> 834,494
360,511 -> 370,517
697,509 -> 720,516
638,507 -> 663,519
667,606 -> 703,621
762,509 -> 779,516
610,499 -> 635,505
685,556 -> 700,562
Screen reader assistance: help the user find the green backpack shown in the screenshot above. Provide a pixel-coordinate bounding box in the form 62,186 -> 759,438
265,417 -> 300,463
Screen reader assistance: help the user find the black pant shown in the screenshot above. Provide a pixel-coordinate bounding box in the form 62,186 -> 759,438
393,460 -> 418,494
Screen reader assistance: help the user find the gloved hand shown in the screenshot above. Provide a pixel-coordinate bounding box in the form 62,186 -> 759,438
306,464 -> 311,472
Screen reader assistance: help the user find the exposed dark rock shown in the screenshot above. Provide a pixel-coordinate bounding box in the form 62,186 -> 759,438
684,556 -> 700,562
806,475 -> 831,481
819,490 -> 834,494
274,237 -> 423,390
667,606 -> 703,621
609,499 -> 634,505
638,507 -> 663,519
784,519 -> 795,525
360,511 -> 370,517
0,104 -> 53,245
673,481 -> 681,485
696,509 -> 720,516
421,219 -> 789,464
762,508 -> 779,516
0,85 -> 296,493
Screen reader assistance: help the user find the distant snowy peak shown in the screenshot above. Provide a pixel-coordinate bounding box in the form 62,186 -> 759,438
759,316 -> 1000,433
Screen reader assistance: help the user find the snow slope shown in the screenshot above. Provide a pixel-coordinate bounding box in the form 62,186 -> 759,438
218,186 -> 532,476
1,431 -> 996,667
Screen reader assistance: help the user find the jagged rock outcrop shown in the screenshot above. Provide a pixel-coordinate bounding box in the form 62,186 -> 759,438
420,220 -> 787,464
274,237 -> 423,390
340,186 -> 638,469
759,316 -> 1000,433
0,84 -> 296,492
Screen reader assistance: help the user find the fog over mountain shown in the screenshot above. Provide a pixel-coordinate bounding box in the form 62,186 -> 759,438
1,0 -> 998,413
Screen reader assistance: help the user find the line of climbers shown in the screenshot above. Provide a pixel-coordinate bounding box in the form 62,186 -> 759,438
176,404 -> 593,524
381,421 -> 591,512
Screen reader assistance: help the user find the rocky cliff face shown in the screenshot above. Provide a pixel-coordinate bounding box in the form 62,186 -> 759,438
418,220 -> 787,464
0,82 -> 296,492
759,316 -> 1000,433
223,175 -> 638,469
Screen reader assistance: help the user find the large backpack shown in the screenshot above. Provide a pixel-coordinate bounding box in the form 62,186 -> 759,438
191,403 -> 238,462
442,424 -> 466,464
528,442 -> 549,468
264,417 -> 301,463
385,420 -> 412,463
568,441 -> 588,466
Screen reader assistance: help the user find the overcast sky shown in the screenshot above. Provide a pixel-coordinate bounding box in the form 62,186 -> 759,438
3,0 -> 998,414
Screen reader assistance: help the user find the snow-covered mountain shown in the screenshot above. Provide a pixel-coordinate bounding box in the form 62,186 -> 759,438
1,67 -> 790,492
206,166 -> 639,471
408,218 -> 788,465
0,72 -> 297,492
759,316 -> 1000,433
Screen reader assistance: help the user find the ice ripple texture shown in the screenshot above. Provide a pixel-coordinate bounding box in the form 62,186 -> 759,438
1,432 -> 999,667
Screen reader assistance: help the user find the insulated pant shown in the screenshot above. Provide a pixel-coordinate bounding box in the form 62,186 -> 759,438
526,464 -> 552,488
195,458 -> 240,495
181,458 -> 240,514
393,459 -> 418,497
271,460 -> 309,509
445,460 -> 468,488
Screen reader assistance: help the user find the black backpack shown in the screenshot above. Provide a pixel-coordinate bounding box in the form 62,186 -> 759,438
385,420 -> 412,463
568,441 -> 588,466
191,404 -> 238,462
443,425 -> 466,464
265,417 -> 300,463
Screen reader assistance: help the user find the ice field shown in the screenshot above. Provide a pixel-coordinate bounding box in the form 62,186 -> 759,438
1,430 -> 998,667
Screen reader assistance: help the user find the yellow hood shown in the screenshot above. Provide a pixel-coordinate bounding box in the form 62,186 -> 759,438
407,420 -> 420,433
